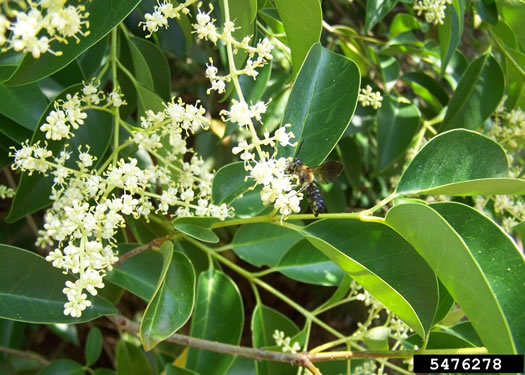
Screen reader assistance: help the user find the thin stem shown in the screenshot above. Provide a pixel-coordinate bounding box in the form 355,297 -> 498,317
111,28 -> 120,166
114,233 -> 180,266
0,346 -> 50,366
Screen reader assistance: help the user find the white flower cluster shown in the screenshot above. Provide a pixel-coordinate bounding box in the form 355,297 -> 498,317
358,85 -> 383,110
0,0 -> 90,58
140,0 -> 193,36
272,330 -> 301,353
40,80 -> 125,141
474,195 -> 525,233
354,361 -> 378,375
489,107 -> 525,150
11,84 -> 229,317
192,7 -> 273,94
413,0 -> 452,25
0,184 -> 15,199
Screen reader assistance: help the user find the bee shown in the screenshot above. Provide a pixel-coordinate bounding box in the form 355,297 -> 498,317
287,158 -> 343,217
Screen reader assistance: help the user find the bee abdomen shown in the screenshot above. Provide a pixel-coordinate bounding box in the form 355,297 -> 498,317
306,184 -> 325,217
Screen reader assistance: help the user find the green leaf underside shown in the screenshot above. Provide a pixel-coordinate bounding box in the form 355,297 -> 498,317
0,245 -> 116,323
116,340 -> 152,375
386,202 -> 524,353
395,129 -> 509,196
251,304 -> 299,375
7,84 -> 113,223
186,271 -> 244,375
172,217 -> 221,243
6,0 -> 141,86
274,0 -> 322,77
441,54 -> 504,132
140,242 -> 195,351
232,223 -> 302,267
277,239 -> 345,286
106,244 -> 163,301
303,219 -> 438,337
278,43 -> 360,166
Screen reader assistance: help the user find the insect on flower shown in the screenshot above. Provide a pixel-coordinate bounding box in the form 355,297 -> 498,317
286,142 -> 343,217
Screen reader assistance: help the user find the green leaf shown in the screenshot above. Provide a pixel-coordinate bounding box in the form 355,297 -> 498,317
0,245 -> 116,323
433,281 -> 454,324
302,219 -> 438,337
46,323 -> 80,347
131,37 -> 171,101
438,0 -> 465,73
441,54 -> 504,131
496,0 -> 525,49
277,239 -> 345,286
401,72 -> 449,107
274,0 -> 322,78
226,357 -> 256,375
7,85 -> 113,223
232,223 -> 302,267
78,36 -> 109,79
172,217 -> 220,243
85,327 -> 103,366
365,0 -> 400,33
5,0 -> 141,86
238,60 -> 272,104
502,47 -> 525,110
376,96 -> 420,173
474,0 -> 498,24
140,242 -> 195,351
126,35 -> 155,90
427,322 -> 482,349
0,83 -> 47,131
165,363 -> 199,375
363,327 -> 390,351
212,162 -> 251,204
378,55 -> 399,92
251,304 -> 299,375
337,137 -> 361,192
115,340 -> 152,375
394,129 -> 525,196
0,113 -> 32,144
106,244 -> 163,301
186,271 -> 244,375
278,43 -> 360,166
390,13 -> 421,37
386,202 -> 525,353
37,359 -> 84,375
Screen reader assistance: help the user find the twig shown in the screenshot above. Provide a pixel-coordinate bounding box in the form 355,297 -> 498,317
0,345 -> 50,366
114,233 -> 179,266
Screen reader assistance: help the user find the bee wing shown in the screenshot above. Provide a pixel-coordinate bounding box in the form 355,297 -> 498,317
313,161 -> 343,184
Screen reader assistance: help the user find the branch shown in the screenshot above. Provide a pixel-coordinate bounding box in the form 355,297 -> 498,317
114,233 -> 178,266
107,314 -> 416,373
0,345 -> 50,366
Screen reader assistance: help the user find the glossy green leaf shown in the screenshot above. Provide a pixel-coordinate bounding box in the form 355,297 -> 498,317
395,129 -> 525,196
274,0 -> 322,78
131,37 -> 171,101
212,162 -> 252,204
277,239 -> 344,286
378,56 -> 399,92
78,36 -> 109,79
365,0 -> 399,33
5,0 -> 141,86
232,223 -> 302,267
85,327 -> 103,366
230,187 -> 267,218
251,304 -> 299,375
106,244 -> 163,301
390,14 -> 421,37
302,220 -> 438,337
140,242 -> 195,351
115,340 -> 152,375
165,363 -> 199,375
433,281 -> 454,324
279,43 -> 360,166
441,54 -> 504,131
386,202 -> 525,353
37,359 -> 84,375
7,85 -> 113,223
376,96 -> 420,173
502,47 -> 525,110
186,271 -> 244,375
0,83 -> 47,131
0,245 -> 116,323
126,35 -> 154,90
0,113 -> 32,144
428,322 -> 482,349
226,357 -> 256,375
173,217 -> 220,243
401,72 -> 449,107
337,137 -> 361,192
497,0 -> 525,49
438,0 -> 465,73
